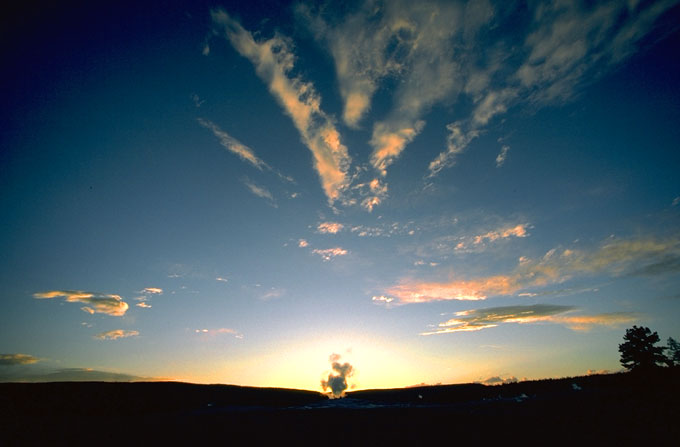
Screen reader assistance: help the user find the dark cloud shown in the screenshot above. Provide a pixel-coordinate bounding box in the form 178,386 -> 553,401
0,367 -> 146,382
0,354 -> 39,366
479,376 -> 518,385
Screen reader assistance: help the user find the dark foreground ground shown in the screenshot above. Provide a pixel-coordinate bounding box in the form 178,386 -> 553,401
2,369 -> 679,445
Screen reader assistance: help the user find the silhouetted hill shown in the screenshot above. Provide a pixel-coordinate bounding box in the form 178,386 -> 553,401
2,369 -> 679,444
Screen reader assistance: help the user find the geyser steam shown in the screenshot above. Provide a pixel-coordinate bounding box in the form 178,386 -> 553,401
321,353 -> 354,398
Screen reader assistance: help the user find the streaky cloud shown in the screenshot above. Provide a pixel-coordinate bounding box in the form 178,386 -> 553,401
212,9 -> 351,205
95,329 -> 139,340
242,178 -> 277,206
141,287 -> 163,295
312,247 -> 348,261
428,0 -> 677,175
194,328 -> 243,339
421,305 -> 639,335
0,353 -> 39,366
33,290 -> 129,316
198,118 -> 269,170
384,234 -> 680,303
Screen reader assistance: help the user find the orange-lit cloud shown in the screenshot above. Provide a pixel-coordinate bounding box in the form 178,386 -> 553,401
0,353 -> 39,365
370,121 -> 424,176
312,247 -> 348,261
384,235 -> 680,303
34,290 -> 129,316
136,302 -> 152,309
298,239 -> 309,248
301,1 -> 461,179
361,196 -> 381,212
421,305 -> 639,335
142,287 -> 162,295
450,223 -> 530,252
473,224 -> 529,245
212,9 -> 351,205
317,222 -> 344,234
95,329 -> 139,340
386,275 -> 516,303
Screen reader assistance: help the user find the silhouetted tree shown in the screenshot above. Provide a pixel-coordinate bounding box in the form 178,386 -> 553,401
666,337 -> 680,367
618,326 -> 666,371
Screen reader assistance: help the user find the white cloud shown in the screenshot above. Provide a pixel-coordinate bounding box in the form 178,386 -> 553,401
312,247 -> 348,261
212,9 -> 351,205
194,328 -> 243,339
191,93 -> 205,108
496,145 -> 510,167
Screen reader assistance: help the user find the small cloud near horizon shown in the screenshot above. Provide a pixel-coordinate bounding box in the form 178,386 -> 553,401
0,353 -> 40,366
95,329 -> 140,340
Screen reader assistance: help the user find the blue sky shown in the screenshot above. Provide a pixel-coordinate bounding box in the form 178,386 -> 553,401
2,0 -> 680,391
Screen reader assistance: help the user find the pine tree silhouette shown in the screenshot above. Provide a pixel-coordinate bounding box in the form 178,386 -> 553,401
618,326 -> 666,371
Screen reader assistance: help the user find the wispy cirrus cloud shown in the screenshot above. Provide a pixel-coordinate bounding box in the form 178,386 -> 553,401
212,9 -> 351,205
95,330 -> 139,340
242,178 -> 277,206
198,118 -> 269,170
428,0 -> 677,176
382,234 -> 680,303
312,247 -> 348,261
451,223 -> 530,252
299,0 -> 679,183
33,290 -> 129,316
300,0 -> 464,177
421,305 -> 639,335
0,353 -> 39,365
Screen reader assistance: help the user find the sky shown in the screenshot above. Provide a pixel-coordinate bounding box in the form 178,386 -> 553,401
1,0 -> 680,392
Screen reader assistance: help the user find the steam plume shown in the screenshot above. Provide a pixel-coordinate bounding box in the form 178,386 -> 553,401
321,353 -> 354,398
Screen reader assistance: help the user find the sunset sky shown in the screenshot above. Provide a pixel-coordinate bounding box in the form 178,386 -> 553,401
2,0 -> 680,391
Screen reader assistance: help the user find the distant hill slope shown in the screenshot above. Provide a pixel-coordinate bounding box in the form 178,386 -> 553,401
1,369 -> 679,444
